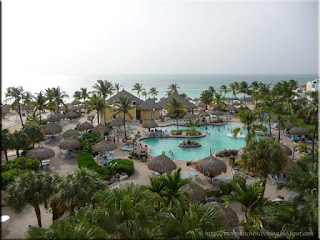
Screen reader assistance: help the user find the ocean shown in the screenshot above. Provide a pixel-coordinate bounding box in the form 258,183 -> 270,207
2,74 -> 316,101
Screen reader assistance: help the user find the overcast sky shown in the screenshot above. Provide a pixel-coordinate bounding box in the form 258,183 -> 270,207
2,0 -> 318,79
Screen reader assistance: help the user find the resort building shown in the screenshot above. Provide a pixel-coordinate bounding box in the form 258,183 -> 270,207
139,98 -> 163,120
306,77 -> 318,92
158,90 -> 197,113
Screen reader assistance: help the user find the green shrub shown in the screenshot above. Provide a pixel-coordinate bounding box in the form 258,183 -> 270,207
2,169 -> 28,189
171,129 -> 201,136
2,157 -> 40,172
109,159 -> 134,176
78,132 -> 101,154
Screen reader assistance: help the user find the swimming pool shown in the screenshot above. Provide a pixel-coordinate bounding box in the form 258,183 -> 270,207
140,123 -> 257,161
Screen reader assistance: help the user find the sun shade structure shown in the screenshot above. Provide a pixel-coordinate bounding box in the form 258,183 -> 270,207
93,140 -> 117,152
270,116 -> 286,123
226,105 -> 237,112
110,117 -> 125,127
284,121 -> 296,130
65,111 -> 79,118
281,144 -> 292,156
62,129 -> 80,139
197,102 -> 207,108
158,90 -> 196,110
148,154 -> 177,174
93,124 -> 109,134
59,138 -> 81,150
107,89 -> 143,106
204,202 -> 239,228
72,99 -> 82,105
44,125 -> 61,135
198,111 -> 210,117
196,155 -> 227,177
142,120 -> 159,129
181,183 -> 206,202
78,122 -> 94,132
183,113 -> 198,119
289,126 -> 311,136
26,146 -> 55,160
139,98 -> 163,111
45,122 -> 61,130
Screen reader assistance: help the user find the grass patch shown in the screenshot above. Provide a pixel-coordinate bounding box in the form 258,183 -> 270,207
292,119 -> 316,134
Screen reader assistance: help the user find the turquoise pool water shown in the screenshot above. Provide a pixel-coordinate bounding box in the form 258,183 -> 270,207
140,123 -> 257,161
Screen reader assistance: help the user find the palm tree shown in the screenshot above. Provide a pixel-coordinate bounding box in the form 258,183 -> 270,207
141,90 -> 148,100
233,109 -> 267,143
113,96 -> 134,139
86,93 -> 106,125
73,90 -> 82,101
22,91 -> 34,110
208,86 -> 216,96
240,137 -> 287,193
219,84 -> 229,96
80,88 -> 90,107
199,90 -> 213,110
132,83 -> 145,99
229,82 -> 238,103
211,92 -> 226,121
52,87 -> 69,120
184,118 -> 202,130
159,203 -> 225,239
1,129 -> 14,161
5,86 -> 25,127
24,122 -> 43,148
272,103 -> 289,142
149,87 -> 159,99
165,98 -> 187,130
168,83 -> 180,94
6,171 -> 54,227
12,130 -> 30,157
159,168 -> 191,206
114,83 -> 123,93
259,94 -> 274,136
239,81 -> 250,107
33,91 -> 47,125
93,80 -> 114,124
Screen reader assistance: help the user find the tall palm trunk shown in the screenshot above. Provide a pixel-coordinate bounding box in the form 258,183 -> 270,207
4,151 -> 8,162
277,116 -> 281,142
39,110 -> 42,125
33,204 -> 42,227
103,96 -> 107,125
312,124 -> 317,162
57,104 -> 60,121
268,114 -> 272,137
18,103 -> 24,127
97,110 -> 100,124
243,94 -> 246,107
176,112 -> 179,130
124,113 -> 127,139
16,149 -> 20,158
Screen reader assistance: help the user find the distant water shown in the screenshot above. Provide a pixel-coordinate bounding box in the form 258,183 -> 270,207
2,74 -> 316,101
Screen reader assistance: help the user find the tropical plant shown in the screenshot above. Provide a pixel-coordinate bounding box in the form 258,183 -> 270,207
6,171 -> 54,227
229,82 -> 238,103
258,94 -> 274,136
132,83 -> 145,99
149,87 -> 159,99
219,84 -> 229,96
12,130 -> 30,157
86,93 -> 106,124
239,81 -> 251,107
199,90 -> 213,110
24,122 -> 44,148
184,118 -> 202,130
165,98 -> 187,130
272,103 -> 289,142
5,86 -> 25,127
113,96 -> 134,139
168,83 -> 180,94
52,86 -> 69,120
1,129 -> 13,161
208,86 -> 216,96
211,93 -> 226,120
233,109 -> 267,143
240,137 -> 287,192
114,83 -> 123,93
33,91 -> 47,125
141,90 -> 148,100
93,80 -> 114,124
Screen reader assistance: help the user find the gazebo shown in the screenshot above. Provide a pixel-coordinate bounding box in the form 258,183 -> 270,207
181,183 -> 206,203
147,154 -> 177,174
196,155 -> 227,180
142,120 -> 159,132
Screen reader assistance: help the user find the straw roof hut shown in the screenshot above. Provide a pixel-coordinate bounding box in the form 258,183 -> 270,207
232,102 -> 240,106
93,124 -> 109,134
198,111 -> 210,117
110,117 -> 125,127
158,90 -> 196,110
270,116 -> 286,123
148,154 -> 177,173
282,160 -> 300,175
107,89 -> 143,106
78,122 -> 94,132
142,120 -> 159,130
226,105 -> 237,112
209,110 -> 224,116
45,122 -> 61,130
204,202 -> 239,228
139,98 -> 163,111
72,99 -> 82,105
193,98 -> 200,101
281,144 -> 292,156
62,129 -> 80,139
45,125 -> 61,135
183,113 -> 198,119
26,146 -> 55,160
186,97 -> 192,101
284,121 -> 296,130
197,102 -> 207,108
93,140 -> 117,152
289,126 -> 310,136
181,183 -> 206,202
196,155 -> 227,177
59,138 -> 81,150
65,111 -> 79,118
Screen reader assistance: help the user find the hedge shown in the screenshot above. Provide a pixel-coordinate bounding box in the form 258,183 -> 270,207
109,159 -> 134,176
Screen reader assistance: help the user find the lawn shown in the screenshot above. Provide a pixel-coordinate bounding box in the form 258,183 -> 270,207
292,118 -> 316,134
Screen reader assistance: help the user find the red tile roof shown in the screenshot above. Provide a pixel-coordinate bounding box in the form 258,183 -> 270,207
299,84 -> 306,89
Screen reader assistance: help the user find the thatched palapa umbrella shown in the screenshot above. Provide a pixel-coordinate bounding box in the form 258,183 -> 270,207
281,144 -> 292,156
226,105 -> 237,112
72,99 -> 82,105
198,111 -> 210,117
93,124 -> 109,134
196,155 -> 227,178
289,126 -> 310,136
59,138 -> 81,150
78,122 -> 94,132
65,111 -> 79,119
148,154 -> 176,174
181,183 -> 206,202
110,117 -> 125,127
45,125 -> 61,135
62,129 -> 80,139
26,146 -> 55,160
204,202 -> 239,228
45,122 -> 61,130
197,102 -> 207,108
93,140 -> 117,153
284,121 -> 296,130
142,120 -> 159,132
183,113 -> 197,119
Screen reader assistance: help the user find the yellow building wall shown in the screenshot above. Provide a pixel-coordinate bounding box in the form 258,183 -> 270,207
141,110 -> 161,120
100,106 -> 135,123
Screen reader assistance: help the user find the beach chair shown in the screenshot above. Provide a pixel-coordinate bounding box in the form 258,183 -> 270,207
217,177 -> 231,183
190,171 -> 198,177
183,172 -> 190,179
152,172 -> 161,176
288,192 -> 299,200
